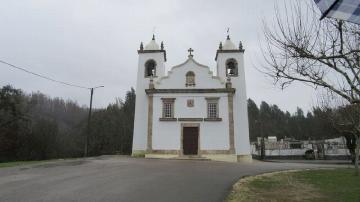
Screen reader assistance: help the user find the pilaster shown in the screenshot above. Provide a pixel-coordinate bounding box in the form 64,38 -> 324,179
228,93 -> 235,154
147,94 -> 153,152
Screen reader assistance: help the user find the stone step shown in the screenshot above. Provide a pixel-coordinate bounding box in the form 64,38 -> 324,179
172,156 -> 211,161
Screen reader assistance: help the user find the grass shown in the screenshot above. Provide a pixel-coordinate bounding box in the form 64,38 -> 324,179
0,157 -> 83,168
226,169 -> 360,202
131,151 -> 146,158
0,160 -> 54,168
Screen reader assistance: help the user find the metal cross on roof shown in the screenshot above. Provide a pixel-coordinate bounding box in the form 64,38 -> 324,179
227,27 -> 230,39
188,48 -> 194,56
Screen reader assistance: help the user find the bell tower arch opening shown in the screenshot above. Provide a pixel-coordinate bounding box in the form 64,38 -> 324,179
145,59 -> 157,77
225,58 -> 238,76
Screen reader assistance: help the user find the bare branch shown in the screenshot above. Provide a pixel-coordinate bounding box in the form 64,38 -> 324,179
261,1 -> 360,105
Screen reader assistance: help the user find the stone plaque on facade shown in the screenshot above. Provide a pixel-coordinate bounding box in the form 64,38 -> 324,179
187,99 -> 194,107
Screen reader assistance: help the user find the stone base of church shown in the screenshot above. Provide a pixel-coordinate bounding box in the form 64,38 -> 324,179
202,154 -> 237,162
135,149 -> 253,163
145,153 -> 234,161
145,153 -> 179,159
236,154 -> 253,163
144,153 -> 252,163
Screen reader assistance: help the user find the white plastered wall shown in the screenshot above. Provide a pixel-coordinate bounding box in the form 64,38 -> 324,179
151,57 -> 231,151
152,93 -> 229,150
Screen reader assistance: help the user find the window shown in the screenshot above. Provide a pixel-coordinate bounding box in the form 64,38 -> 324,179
185,71 -> 195,87
226,59 -> 238,76
163,103 -> 173,118
208,103 -> 218,118
162,98 -> 175,118
290,143 -> 302,149
145,59 -> 156,77
205,97 -> 219,118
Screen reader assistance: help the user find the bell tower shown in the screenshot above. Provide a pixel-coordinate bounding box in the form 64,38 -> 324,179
132,35 -> 166,155
215,34 -> 244,79
215,34 -> 252,161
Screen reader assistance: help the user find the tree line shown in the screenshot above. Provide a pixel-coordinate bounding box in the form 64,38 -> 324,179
0,85 -> 135,162
248,99 -> 359,162
247,98 -> 338,141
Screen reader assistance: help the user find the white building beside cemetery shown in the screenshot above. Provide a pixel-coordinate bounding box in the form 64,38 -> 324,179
132,34 -> 252,162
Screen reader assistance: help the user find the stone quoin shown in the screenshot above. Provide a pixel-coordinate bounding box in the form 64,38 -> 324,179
132,34 -> 252,162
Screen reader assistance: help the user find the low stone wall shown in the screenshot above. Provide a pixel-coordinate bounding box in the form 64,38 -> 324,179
252,155 -> 305,160
265,149 -> 306,156
252,154 -> 350,160
252,147 -> 350,160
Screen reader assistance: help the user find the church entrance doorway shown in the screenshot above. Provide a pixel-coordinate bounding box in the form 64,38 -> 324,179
183,127 -> 199,155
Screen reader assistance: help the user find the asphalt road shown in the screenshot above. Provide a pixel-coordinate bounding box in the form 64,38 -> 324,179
0,156 -> 345,202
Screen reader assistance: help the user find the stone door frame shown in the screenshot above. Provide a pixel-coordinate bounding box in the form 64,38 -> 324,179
180,123 -> 200,156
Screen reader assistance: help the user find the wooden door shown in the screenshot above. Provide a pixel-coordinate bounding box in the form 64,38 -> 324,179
183,127 -> 198,155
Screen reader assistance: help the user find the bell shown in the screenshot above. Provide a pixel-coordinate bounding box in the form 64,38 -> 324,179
229,68 -> 235,75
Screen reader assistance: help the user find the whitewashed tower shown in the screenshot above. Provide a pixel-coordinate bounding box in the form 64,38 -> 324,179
132,35 -> 166,155
215,34 -> 252,161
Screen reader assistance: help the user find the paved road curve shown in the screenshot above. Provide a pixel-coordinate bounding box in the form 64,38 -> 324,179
0,156 -> 344,202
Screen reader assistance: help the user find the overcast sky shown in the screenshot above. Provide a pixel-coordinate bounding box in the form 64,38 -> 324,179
0,0 -> 319,113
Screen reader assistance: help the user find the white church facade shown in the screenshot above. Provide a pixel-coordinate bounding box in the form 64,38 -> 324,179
132,34 -> 252,162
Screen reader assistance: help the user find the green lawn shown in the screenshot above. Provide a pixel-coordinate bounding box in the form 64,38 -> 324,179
0,160 -> 54,168
226,169 -> 360,202
0,158 -> 83,168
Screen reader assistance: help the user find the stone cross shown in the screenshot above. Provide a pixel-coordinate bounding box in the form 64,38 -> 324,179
188,48 -> 194,56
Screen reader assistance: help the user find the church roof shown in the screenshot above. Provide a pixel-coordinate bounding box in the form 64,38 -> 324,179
144,35 -> 160,50
215,35 -> 244,61
222,36 -> 237,50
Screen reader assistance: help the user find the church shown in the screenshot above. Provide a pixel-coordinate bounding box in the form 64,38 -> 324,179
132,34 -> 252,162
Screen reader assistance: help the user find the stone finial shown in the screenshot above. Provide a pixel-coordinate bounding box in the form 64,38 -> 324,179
140,42 -> 144,51
161,41 -> 164,50
219,42 -> 223,50
239,41 -> 243,50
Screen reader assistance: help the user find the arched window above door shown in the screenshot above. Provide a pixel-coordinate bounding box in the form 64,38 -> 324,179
185,71 -> 195,87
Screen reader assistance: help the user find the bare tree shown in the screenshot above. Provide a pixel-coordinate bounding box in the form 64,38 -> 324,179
262,1 -> 360,175
334,104 -> 360,174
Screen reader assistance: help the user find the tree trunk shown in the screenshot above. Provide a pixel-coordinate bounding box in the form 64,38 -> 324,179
355,135 -> 359,176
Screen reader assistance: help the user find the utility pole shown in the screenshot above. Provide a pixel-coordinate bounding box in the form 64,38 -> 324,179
259,121 -> 265,160
84,85 -> 104,157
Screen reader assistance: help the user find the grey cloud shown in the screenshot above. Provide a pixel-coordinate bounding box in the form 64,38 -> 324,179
0,0 -> 316,112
